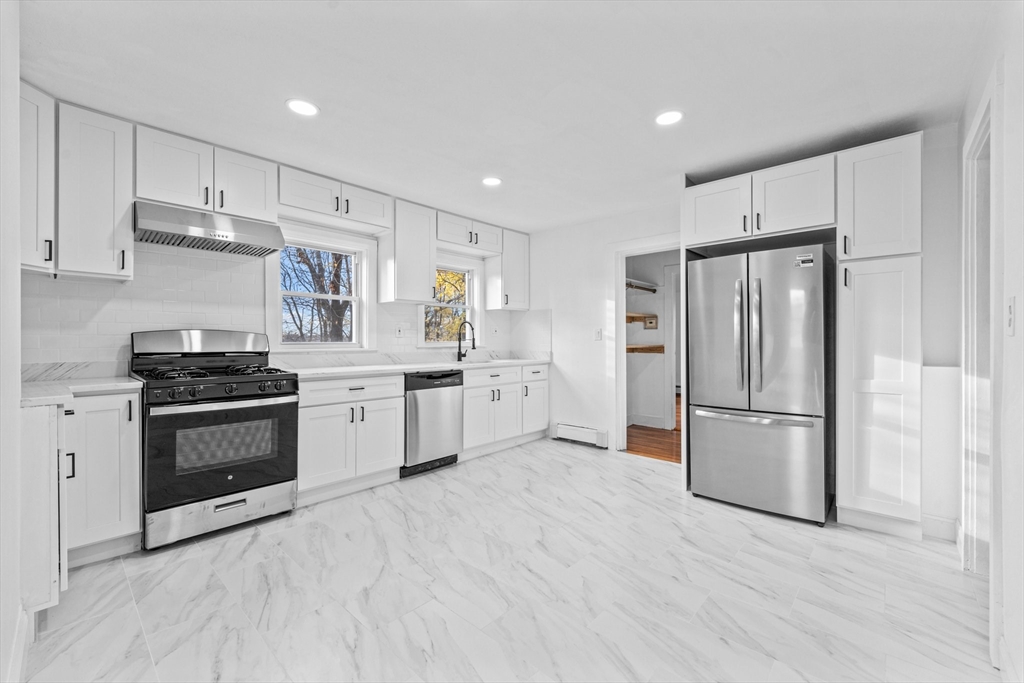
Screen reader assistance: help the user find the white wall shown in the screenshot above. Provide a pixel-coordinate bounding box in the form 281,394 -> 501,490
625,250 -> 680,428
959,2 -> 1024,677
531,202 -> 679,449
0,3 -> 24,680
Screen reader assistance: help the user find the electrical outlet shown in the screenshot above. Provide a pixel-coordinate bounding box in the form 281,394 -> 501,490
1008,296 -> 1016,337
395,323 -> 409,338
491,326 -> 500,336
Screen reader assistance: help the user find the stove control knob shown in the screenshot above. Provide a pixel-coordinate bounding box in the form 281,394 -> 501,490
258,381 -> 269,392
168,387 -> 182,400
274,380 -> 284,391
225,383 -> 238,395
189,386 -> 203,399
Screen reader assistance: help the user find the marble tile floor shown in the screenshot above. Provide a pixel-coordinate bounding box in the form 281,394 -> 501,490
24,439 -> 998,682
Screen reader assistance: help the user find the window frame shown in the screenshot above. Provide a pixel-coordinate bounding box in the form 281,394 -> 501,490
418,252 -> 485,348
266,221 -> 377,353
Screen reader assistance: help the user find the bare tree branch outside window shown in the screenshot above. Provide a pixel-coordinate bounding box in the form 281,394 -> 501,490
280,246 -> 356,343
425,268 -> 469,342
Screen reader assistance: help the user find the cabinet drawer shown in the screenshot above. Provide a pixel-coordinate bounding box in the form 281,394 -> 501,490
464,366 -> 522,387
521,365 -> 549,381
299,374 -> 404,407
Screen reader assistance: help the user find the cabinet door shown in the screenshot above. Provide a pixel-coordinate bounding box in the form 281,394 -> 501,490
463,386 -> 495,449
837,133 -> 922,260
437,212 -> 472,246
493,384 -> 522,442
471,221 -> 503,254
682,174 -> 751,245
214,147 -> 278,222
342,184 -> 393,229
752,154 -> 835,235
65,394 -> 141,548
501,230 -> 530,310
20,82 -> 56,274
57,104 -> 134,280
136,126 -> 214,210
356,397 -> 405,476
387,200 -> 436,303
279,166 -> 342,217
837,256 -> 921,521
298,403 -> 356,490
20,406 -> 60,611
522,381 -> 549,434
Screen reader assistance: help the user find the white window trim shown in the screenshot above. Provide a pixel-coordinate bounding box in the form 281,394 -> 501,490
266,220 -> 378,353
418,251 -> 485,348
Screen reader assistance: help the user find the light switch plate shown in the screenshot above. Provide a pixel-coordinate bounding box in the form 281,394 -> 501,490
594,328 -> 603,341
1007,296 -> 1016,337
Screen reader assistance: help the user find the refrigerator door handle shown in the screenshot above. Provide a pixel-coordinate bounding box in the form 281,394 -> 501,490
751,277 -> 762,393
694,409 -> 814,428
734,279 -> 744,390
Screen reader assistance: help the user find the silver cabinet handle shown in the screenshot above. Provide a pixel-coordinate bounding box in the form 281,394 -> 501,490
215,498 -> 246,513
694,409 -> 813,428
734,279 -> 744,391
751,277 -> 762,393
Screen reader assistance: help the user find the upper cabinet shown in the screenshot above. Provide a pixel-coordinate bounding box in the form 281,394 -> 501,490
57,103 -> 134,280
751,154 -> 835,235
683,155 -> 835,245
379,200 -> 437,304
279,166 -> 341,218
135,127 -> 277,223
837,132 -> 922,260
436,212 -> 503,255
341,184 -> 393,230
278,168 -> 393,232
136,126 -> 214,210
486,229 -> 529,310
214,147 -> 278,223
20,82 -> 56,274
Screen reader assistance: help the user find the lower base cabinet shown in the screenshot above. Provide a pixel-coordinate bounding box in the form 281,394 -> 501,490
298,396 -> 404,490
65,393 -> 141,549
464,383 -> 522,449
522,380 -> 549,434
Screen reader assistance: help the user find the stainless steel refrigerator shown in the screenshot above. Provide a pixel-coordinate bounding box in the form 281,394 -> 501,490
687,244 -> 834,524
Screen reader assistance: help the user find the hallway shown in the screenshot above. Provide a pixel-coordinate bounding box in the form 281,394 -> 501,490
625,395 -> 682,464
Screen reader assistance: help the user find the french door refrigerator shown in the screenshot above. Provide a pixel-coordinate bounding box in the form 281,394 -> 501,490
687,244 -> 833,523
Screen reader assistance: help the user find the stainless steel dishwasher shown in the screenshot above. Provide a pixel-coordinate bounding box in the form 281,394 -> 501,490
402,370 -> 463,478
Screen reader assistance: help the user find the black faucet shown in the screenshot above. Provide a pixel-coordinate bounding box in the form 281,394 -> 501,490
457,320 -> 476,362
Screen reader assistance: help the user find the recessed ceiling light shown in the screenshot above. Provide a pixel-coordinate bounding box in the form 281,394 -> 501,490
482,177 -> 502,187
656,110 -> 683,126
286,99 -> 319,116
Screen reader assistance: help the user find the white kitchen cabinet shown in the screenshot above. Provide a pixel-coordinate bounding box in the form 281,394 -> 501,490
136,126 -> 215,210
751,154 -> 835,235
437,212 -> 474,247
57,103 -> 134,280
493,383 -> 523,442
522,379 -> 549,434
20,82 -> 56,274
65,393 -> 141,548
214,147 -> 278,223
463,386 -> 496,450
20,405 -> 68,612
470,222 -> 503,254
298,403 -> 356,490
342,184 -> 394,230
463,367 -> 524,449
682,174 -> 752,244
279,166 -> 342,218
379,200 -> 437,304
837,255 -> 922,523
837,132 -> 922,260
437,213 -> 503,255
486,229 -> 529,310
354,397 -> 405,476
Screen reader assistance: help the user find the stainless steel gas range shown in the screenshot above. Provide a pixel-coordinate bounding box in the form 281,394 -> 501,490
130,329 -> 298,549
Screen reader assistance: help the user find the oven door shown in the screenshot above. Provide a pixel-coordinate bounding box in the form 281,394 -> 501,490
144,395 -> 298,512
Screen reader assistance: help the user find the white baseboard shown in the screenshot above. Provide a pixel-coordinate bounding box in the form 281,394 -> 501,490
837,507 -> 923,541
627,413 -> 663,429
997,634 -> 1020,682
69,533 -> 142,569
6,606 -> 27,683
922,513 -> 957,541
957,517 -> 965,561
297,468 -> 399,508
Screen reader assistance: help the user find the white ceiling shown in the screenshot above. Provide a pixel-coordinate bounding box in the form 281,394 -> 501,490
20,1 -> 995,233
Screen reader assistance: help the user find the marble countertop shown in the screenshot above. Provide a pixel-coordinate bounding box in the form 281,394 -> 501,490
21,376 -> 142,408
292,358 -> 549,381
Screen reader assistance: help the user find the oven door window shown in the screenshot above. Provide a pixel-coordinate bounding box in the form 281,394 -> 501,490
145,399 -> 297,512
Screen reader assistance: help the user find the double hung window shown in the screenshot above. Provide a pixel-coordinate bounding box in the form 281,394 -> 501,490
280,245 -> 357,343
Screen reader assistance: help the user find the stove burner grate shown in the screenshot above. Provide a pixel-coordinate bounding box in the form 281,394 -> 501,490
226,364 -> 287,376
146,367 -> 211,380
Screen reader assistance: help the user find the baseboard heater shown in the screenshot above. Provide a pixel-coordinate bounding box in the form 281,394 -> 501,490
551,423 -> 608,449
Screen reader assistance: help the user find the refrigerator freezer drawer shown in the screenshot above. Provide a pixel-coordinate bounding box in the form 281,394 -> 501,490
690,406 -> 827,523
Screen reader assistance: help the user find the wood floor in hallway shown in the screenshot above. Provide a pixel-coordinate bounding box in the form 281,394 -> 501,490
625,395 -> 682,464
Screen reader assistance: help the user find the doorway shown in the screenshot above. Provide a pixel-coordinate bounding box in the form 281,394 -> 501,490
623,250 -> 681,463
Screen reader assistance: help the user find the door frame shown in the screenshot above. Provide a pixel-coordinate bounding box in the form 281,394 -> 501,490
663,264 -> 682,430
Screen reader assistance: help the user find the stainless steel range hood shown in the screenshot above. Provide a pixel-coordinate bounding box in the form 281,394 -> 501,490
134,200 -> 284,257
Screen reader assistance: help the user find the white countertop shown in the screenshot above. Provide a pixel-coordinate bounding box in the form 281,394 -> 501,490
21,376 -> 142,408
292,358 -> 548,381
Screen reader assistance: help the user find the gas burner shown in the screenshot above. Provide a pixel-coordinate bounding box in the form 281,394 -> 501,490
147,367 -> 211,380
226,364 -> 287,376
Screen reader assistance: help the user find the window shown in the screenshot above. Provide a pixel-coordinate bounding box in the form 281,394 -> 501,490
424,268 -> 470,343
280,246 -> 357,343
267,222 -> 377,351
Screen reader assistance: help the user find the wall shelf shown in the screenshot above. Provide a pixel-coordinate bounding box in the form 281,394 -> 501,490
626,344 -> 665,354
626,312 -> 658,328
